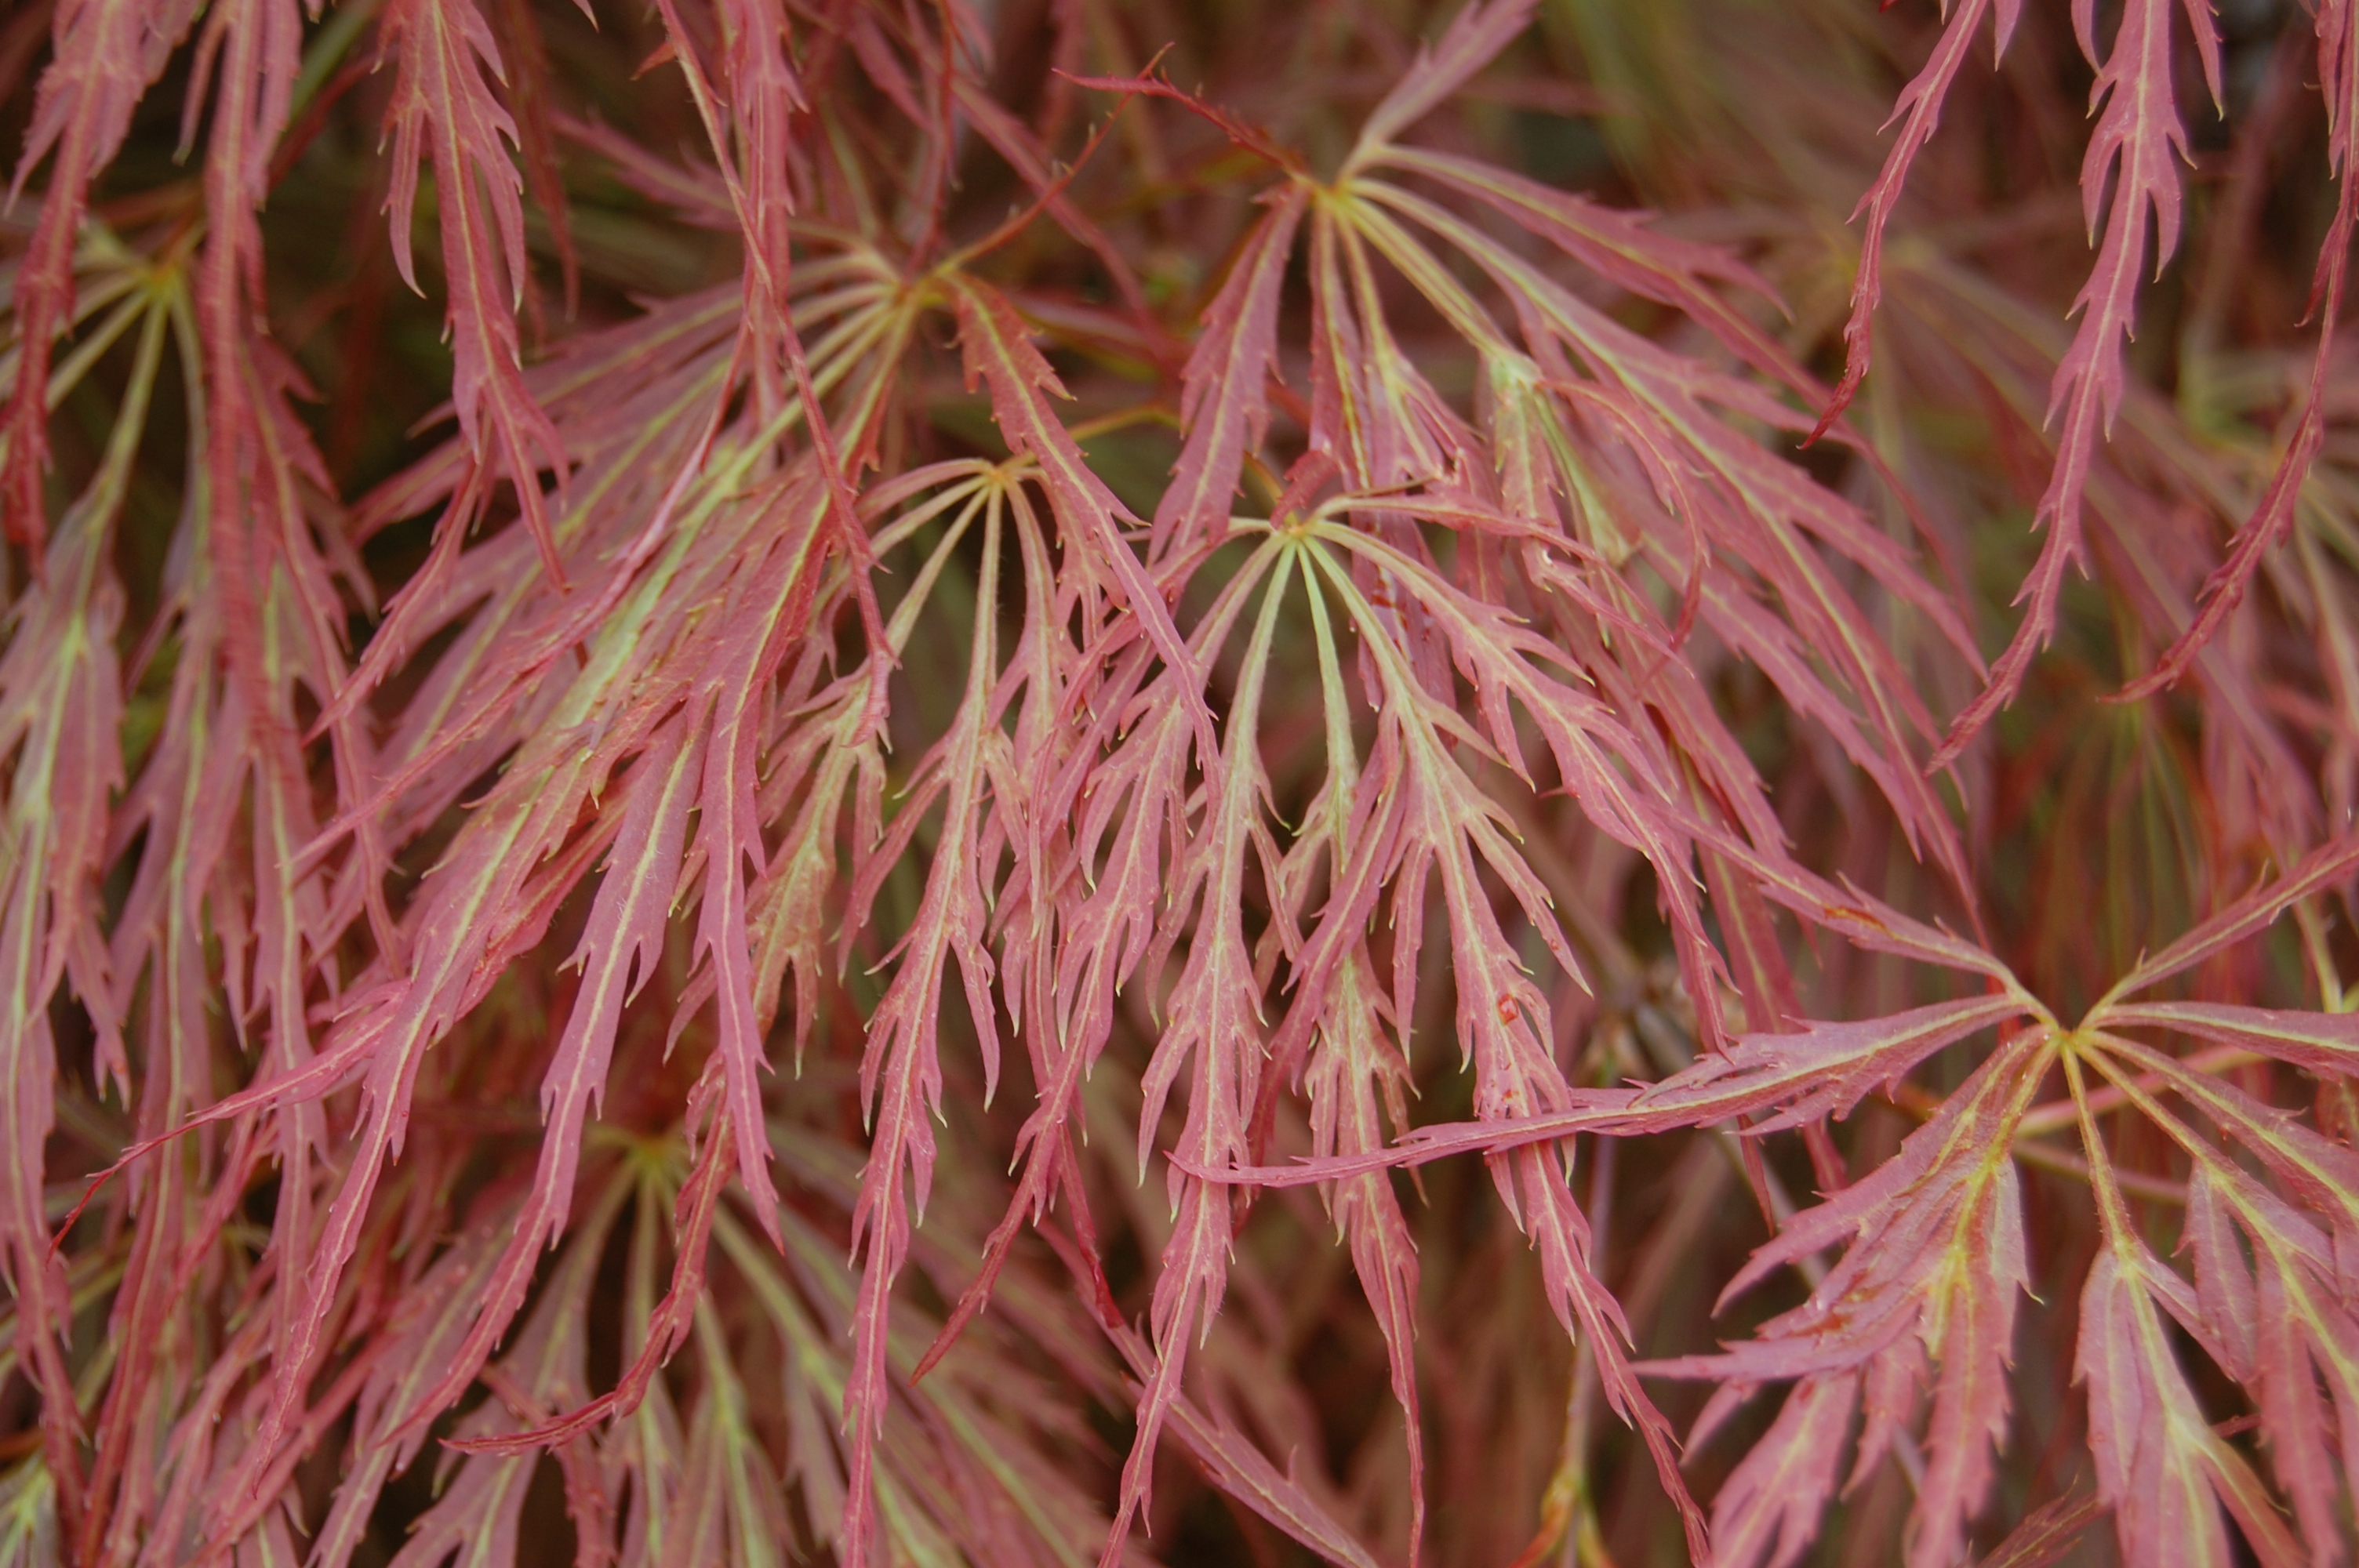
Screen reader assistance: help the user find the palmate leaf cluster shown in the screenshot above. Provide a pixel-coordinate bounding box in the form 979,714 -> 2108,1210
3,0 -> 2359,1563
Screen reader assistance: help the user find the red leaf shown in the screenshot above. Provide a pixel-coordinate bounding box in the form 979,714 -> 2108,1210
1707,1374 -> 1859,1568
949,278 -> 1211,750
456,1094 -> 733,1455
840,485 -> 1014,1564
1649,1032 -> 2051,1568
2,0 -> 200,554
2077,1240 -> 2304,1568
1812,0 -> 2022,437
385,720 -> 708,1432
381,0 -> 572,581
1151,185 -> 1307,559
1348,0 -> 1539,165
1973,1487 -> 2109,1568
1937,0 -> 2217,763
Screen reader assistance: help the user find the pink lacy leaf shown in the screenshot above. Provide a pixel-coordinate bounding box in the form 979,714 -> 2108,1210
2,0 -> 200,554
380,0 -> 572,579
1648,1032 -> 2049,1568
1812,0 -> 2023,437
1938,0 -> 2220,763
1150,184 -> 1307,558
1350,0 -> 1539,162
